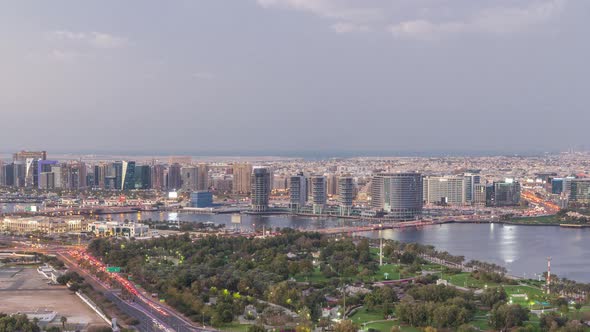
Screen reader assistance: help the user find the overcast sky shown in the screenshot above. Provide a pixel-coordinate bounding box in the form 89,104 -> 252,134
1,0 -> 588,155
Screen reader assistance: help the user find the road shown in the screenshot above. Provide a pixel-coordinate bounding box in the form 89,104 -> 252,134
2,236 -> 209,332
59,250 -> 212,332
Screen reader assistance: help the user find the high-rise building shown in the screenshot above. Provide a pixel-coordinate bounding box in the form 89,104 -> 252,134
487,179 -> 521,207
371,173 -> 423,220
181,166 -> 199,191
289,172 -> 307,211
0,160 -> 4,186
39,172 -> 55,190
93,164 -> 109,189
113,162 -> 123,190
250,167 -> 271,212
167,163 -> 182,190
121,161 -> 136,190
13,151 -> 47,188
569,179 -> 590,204
551,178 -> 564,195
51,166 -> 62,188
13,161 -> 26,187
423,176 -> 466,205
212,176 -> 232,193
326,173 -> 338,196
197,163 -> 210,191
151,164 -> 166,190
74,161 -> 87,189
311,175 -> 327,214
473,183 -> 487,205
463,173 -> 481,204
3,163 -> 15,187
134,165 -> 152,189
233,163 -> 252,194
338,176 -> 354,216
37,160 -> 57,189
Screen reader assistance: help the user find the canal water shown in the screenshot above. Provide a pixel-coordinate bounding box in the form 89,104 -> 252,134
104,211 -> 590,283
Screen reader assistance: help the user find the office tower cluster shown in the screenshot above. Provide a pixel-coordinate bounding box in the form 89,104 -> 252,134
0,151 -> 213,192
550,177 -> 590,205
286,172 -> 358,216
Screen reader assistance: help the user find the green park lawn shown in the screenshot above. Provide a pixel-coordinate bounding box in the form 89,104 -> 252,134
220,322 -> 253,332
293,267 -> 328,283
349,307 -> 403,332
294,263 -> 407,283
443,272 -> 500,288
368,264 -> 402,281
510,215 -> 561,224
349,307 -> 387,323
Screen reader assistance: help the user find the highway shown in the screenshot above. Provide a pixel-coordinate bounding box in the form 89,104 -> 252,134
0,237 -> 210,332
59,250 -> 211,332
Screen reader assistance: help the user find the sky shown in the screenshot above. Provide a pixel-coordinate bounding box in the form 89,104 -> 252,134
1,0 -> 589,156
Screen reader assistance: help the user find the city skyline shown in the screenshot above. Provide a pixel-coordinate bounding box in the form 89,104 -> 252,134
2,1 -> 589,154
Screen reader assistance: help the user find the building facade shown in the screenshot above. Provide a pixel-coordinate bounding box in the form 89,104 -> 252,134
311,175 -> 327,214
190,191 -> 214,208
289,172 -> 307,212
371,173 -> 423,220
423,176 -> 466,205
2,217 -> 83,234
569,179 -> 590,204
250,167 -> 271,212
233,163 -> 253,194
181,166 -> 199,191
338,176 -> 355,216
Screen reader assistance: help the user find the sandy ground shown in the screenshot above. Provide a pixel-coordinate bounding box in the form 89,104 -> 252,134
0,267 -> 108,328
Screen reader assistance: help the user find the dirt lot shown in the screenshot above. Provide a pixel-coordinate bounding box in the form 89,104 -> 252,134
0,266 -> 109,329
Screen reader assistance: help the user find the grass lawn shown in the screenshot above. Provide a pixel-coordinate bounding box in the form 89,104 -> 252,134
293,263 -> 419,283
364,321 -> 419,332
420,263 -> 444,271
443,272 -> 500,288
293,267 -> 328,283
367,264 -> 402,281
471,317 -> 491,330
504,285 -> 552,309
510,215 -> 561,224
350,307 -> 386,322
220,322 -> 253,332
504,285 -> 545,297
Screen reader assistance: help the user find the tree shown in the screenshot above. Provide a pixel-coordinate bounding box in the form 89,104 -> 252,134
334,319 -> 358,332
456,324 -> 478,332
247,325 -> 266,332
489,304 -> 529,330
574,302 -> 582,319
61,315 -> 68,329
480,287 -> 507,308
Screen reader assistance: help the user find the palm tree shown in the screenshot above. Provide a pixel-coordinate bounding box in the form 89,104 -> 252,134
61,316 -> 67,329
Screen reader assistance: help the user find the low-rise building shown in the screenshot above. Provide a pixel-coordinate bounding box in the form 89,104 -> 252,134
190,191 -> 214,208
1,217 -> 84,234
87,221 -> 150,237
